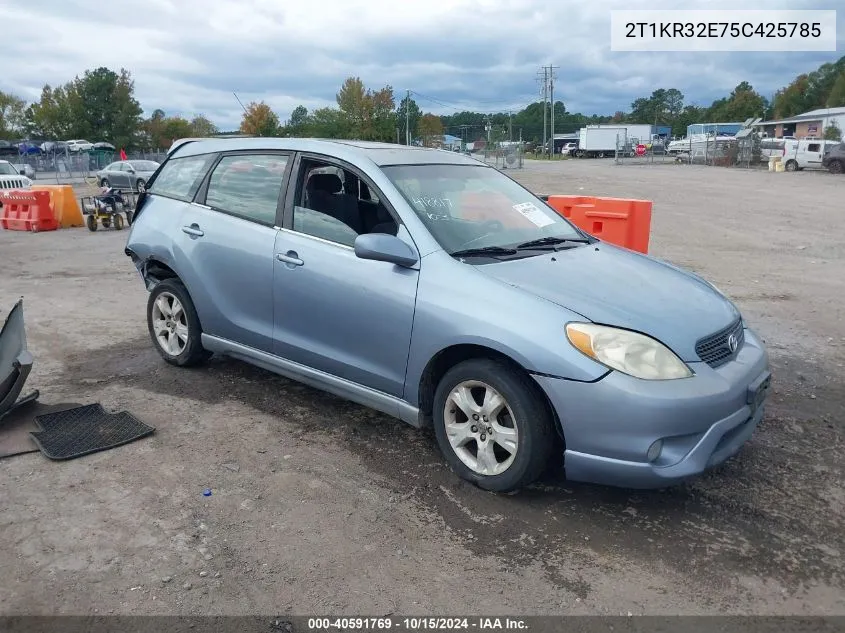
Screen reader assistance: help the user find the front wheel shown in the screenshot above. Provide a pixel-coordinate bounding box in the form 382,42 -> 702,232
100,178 -> 110,188
785,159 -> 798,172
432,359 -> 555,492
86,214 -> 98,232
147,279 -> 211,367
136,179 -> 146,193
829,160 -> 844,174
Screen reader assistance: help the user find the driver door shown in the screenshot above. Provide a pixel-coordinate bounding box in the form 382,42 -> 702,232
271,155 -> 419,397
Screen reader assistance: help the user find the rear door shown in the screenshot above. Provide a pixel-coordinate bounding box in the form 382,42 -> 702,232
173,151 -> 292,353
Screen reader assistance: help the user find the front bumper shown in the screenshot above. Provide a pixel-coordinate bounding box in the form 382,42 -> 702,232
533,327 -> 770,489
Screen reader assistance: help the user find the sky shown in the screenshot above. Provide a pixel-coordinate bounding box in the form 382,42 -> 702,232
1,0 -> 842,130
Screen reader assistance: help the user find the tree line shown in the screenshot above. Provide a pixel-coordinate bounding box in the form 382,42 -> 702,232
0,55 -> 843,150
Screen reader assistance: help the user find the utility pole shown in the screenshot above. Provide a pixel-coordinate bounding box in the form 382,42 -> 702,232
508,111 -> 513,142
405,89 -> 411,145
541,66 -> 548,158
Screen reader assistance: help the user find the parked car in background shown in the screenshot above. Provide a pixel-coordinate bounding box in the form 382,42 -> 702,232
821,142 -> 845,174
125,138 -> 771,493
782,139 -> 841,171
0,159 -> 32,190
93,142 -> 116,151
11,163 -> 35,179
96,160 -> 160,192
66,139 -> 94,152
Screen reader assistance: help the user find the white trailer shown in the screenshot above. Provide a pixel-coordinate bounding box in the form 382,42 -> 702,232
576,127 -> 626,158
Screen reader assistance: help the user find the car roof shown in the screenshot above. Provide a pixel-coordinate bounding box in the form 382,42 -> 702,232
169,137 -> 486,167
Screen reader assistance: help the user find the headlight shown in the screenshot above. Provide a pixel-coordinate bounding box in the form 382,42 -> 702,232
566,322 -> 692,380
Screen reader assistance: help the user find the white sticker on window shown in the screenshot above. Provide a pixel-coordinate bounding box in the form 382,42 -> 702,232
513,202 -> 555,227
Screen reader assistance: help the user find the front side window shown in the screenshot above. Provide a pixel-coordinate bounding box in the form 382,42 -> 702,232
382,163 -> 586,255
149,154 -> 215,201
205,154 -> 288,225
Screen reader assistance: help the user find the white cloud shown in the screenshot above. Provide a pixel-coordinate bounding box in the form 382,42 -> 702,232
1,0 -> 841,130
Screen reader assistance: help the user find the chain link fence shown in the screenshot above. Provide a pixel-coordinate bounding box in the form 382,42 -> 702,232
7,148 -> 167,183
614,133 -> 764,168
480,145 -> 525,170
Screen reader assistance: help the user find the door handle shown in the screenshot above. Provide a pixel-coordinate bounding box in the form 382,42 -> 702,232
182,224 -> 204,237
276,252 -> 304,266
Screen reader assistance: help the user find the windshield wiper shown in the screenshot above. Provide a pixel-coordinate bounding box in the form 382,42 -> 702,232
449,246 -> 518,258
515,236 -> 594,249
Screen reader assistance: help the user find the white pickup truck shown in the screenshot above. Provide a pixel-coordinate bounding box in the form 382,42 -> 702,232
0,159 -> 33,191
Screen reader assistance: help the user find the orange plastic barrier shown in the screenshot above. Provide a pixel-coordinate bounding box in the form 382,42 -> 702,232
30,184 -> 85,228
0,190 -> 59,232
545,195 -> 652,254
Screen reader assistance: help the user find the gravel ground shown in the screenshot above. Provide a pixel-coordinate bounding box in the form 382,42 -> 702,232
0,159 -> 843,616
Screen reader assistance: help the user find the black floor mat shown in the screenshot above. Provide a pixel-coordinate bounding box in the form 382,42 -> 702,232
30,403 -> 155,460
0,399 -> 82,459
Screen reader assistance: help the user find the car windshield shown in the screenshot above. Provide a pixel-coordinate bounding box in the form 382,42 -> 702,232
130,161 -> 159,171
382,163 -> 585,255
0,162 -> 17,175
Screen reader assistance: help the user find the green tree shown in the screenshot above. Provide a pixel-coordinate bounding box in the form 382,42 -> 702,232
773,74 -> 811,118
369,85 -> 396,142
0,91 -> 26,138
287,105 -> 309,136
823,120 -> 842,141
68,67 -> 143,149
239,101 -> 281,136
336,76 -> 368,138
708,82 -> 768,122
396,95 -> 421,143
827,71 -> 845,107
189,115 -> 218,137
309,107 -> 346,138
26,84 -> 76,139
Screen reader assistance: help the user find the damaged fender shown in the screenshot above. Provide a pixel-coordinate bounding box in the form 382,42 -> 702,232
0,299 -> 37,420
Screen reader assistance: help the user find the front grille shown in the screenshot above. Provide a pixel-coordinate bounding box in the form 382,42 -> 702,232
695,318 -> 744,367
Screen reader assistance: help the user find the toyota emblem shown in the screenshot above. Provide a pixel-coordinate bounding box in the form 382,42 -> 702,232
727,333 -> 738,353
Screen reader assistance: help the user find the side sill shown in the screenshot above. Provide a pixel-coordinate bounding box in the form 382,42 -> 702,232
201,334 -> 422,428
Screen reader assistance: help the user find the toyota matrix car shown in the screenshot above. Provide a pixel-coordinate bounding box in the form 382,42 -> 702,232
124,138 -> 770,492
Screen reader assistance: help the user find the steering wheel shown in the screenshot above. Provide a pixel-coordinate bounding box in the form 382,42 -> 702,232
456,219 -> 505,250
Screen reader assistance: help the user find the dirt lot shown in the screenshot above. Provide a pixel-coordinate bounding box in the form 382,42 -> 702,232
1,160 -> 843,616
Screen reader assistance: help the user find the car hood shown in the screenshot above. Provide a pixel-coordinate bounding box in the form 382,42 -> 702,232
473,243 -> 739,361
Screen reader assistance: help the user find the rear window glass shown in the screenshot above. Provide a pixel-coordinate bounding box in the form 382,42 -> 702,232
149,154 -> 215,201
205,154 -> 288,225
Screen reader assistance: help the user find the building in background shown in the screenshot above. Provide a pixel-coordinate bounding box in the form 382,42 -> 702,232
754,107 -> 845,139
686,123 -> 744,137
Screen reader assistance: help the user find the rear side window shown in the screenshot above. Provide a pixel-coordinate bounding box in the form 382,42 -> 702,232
149,154 -> 214,201
204,154 -> 289,225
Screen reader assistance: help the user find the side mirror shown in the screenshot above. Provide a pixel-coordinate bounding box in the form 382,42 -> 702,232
354,233 -> 418,268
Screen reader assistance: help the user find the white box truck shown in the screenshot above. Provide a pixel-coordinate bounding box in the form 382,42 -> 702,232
576,127 -> 626,158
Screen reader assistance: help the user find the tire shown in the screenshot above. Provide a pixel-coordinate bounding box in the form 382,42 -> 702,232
829,160 -> 844,174
147,279 -> 211,367
136,179 -> 146,193
785,160 -> 798,172
113,213 -> 124,230
598,152 -> 605,159
101,218 -> 111,229
100,178 -> 110,188
125,210 -> 134,225
432,358 -> 555,493
86,214 -> 98,232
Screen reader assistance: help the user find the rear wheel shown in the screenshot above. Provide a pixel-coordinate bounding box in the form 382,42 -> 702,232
113,213 -> 124,230
147,279 -> 211,367
785,159 -> 798,172
432,359 -> 555,492
86,214 -> 97,232
136,179 -> 146,193
100,178 -> 110,188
